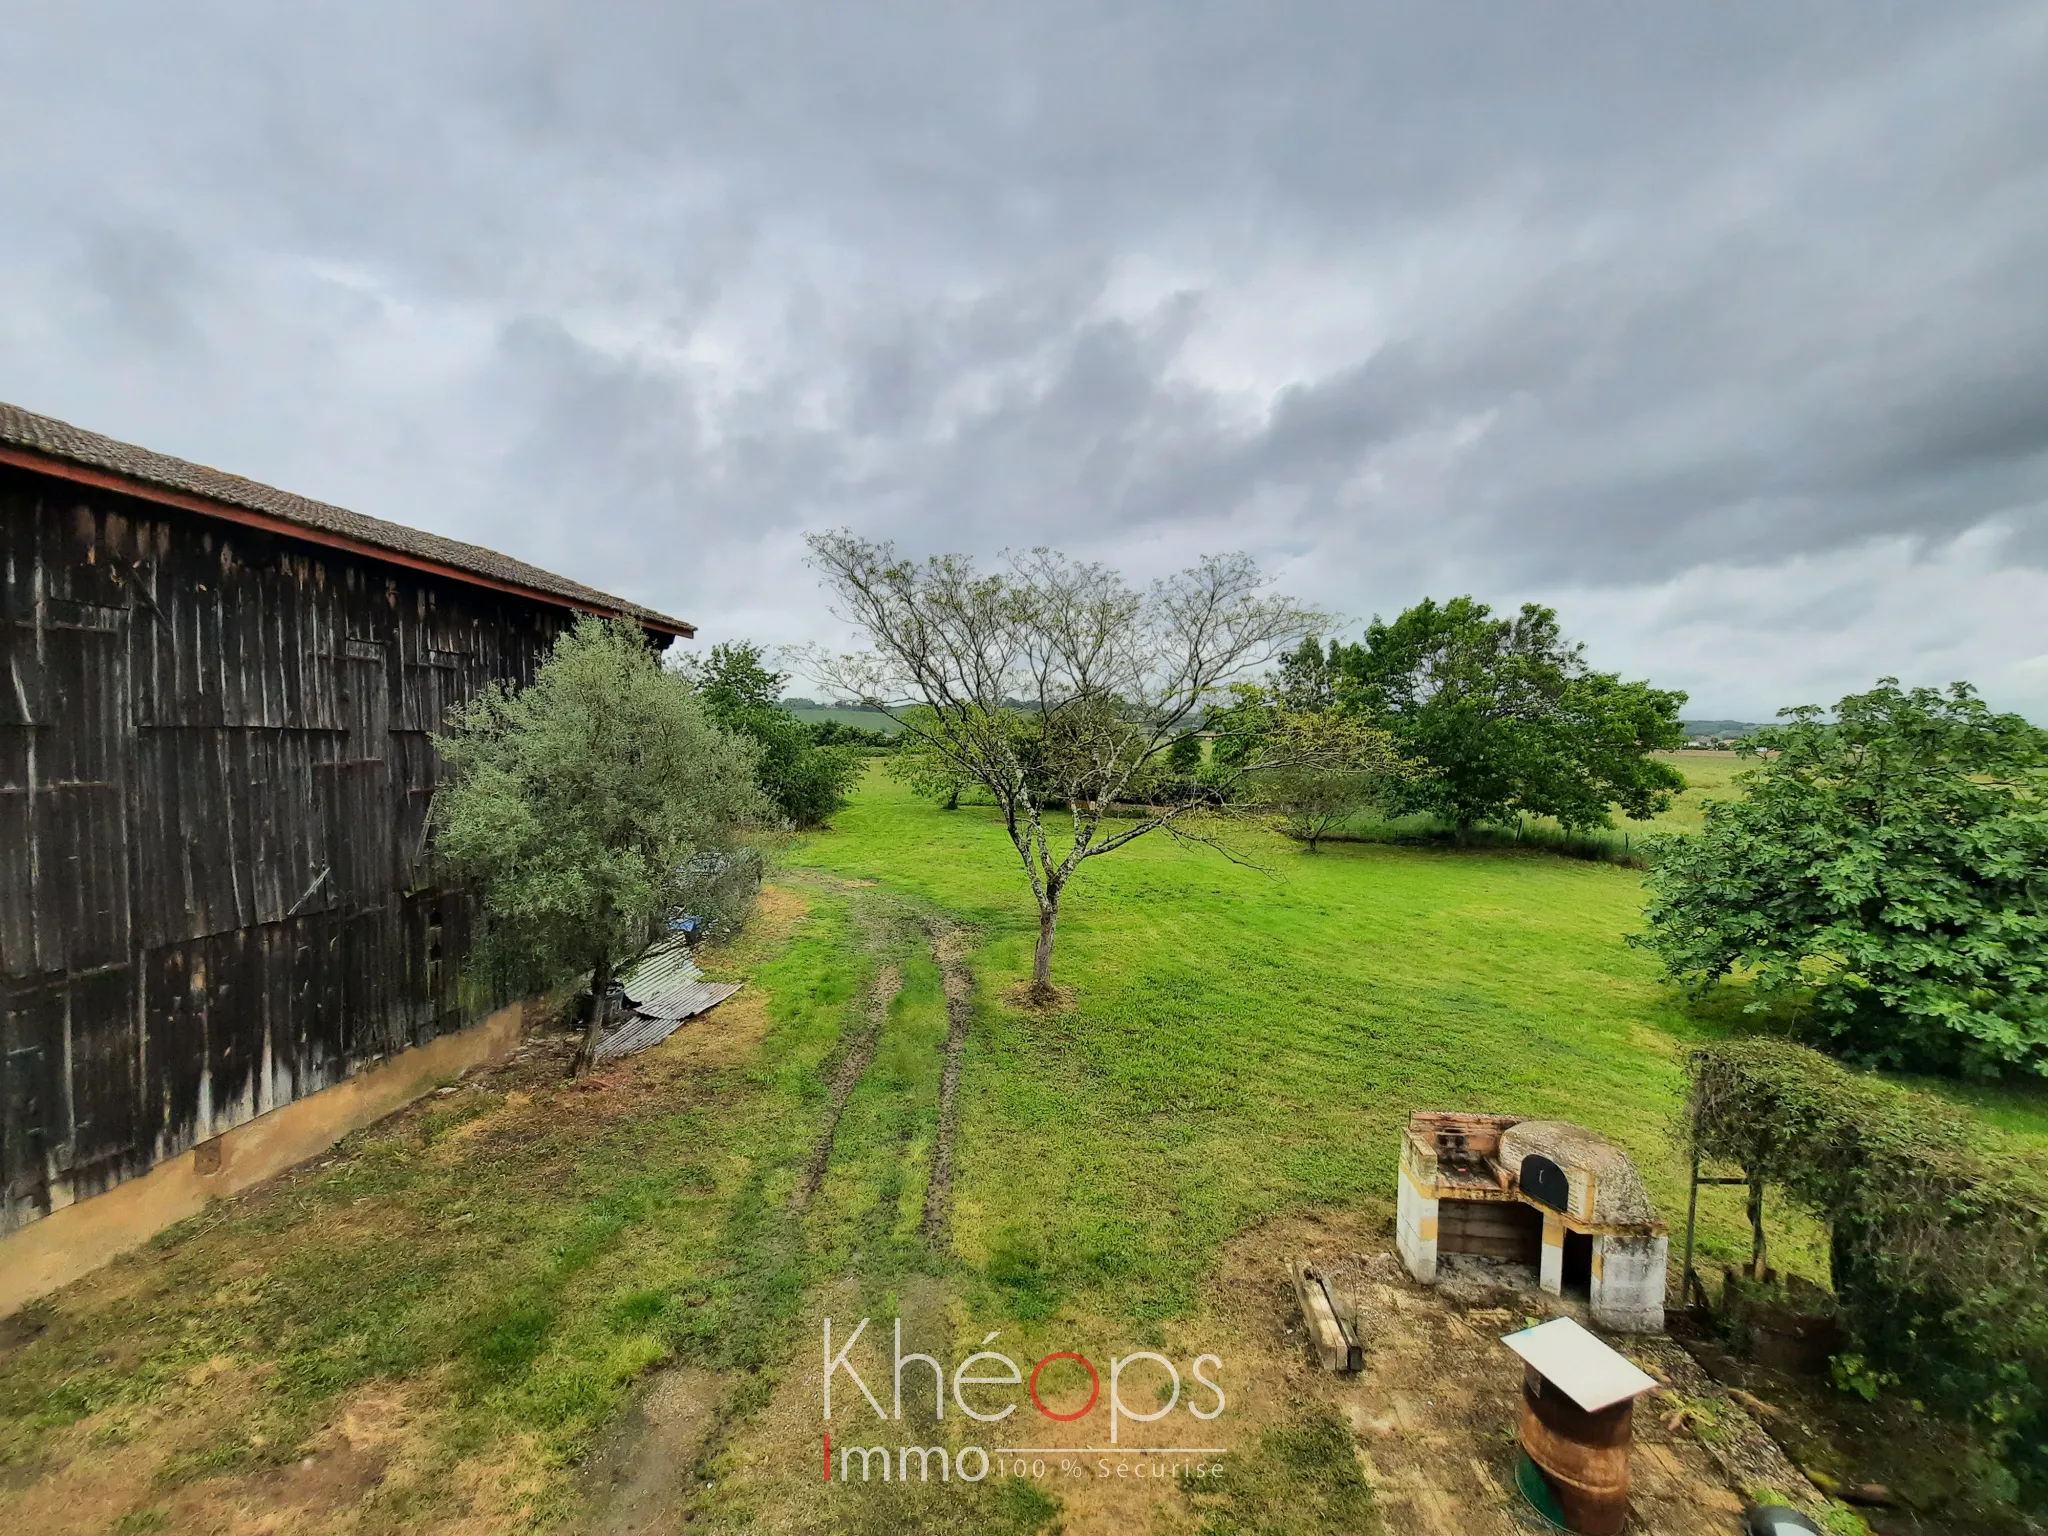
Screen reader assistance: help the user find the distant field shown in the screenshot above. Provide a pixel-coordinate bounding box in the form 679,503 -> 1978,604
782,702 -> 903,736
1637,750 -> 1749,832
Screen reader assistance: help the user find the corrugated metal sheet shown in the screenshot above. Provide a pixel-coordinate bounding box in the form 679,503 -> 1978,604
599,936 -> 742,1057
594,983 -> 743,1060
617,935 -> 704,1010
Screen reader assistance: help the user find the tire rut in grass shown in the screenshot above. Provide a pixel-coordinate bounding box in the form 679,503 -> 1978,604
791,962 -> 902,1211
919,920 -> 977,1249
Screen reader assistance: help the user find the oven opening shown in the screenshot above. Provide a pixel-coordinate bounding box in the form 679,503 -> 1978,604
1562,1229 -> 1594,1298
1439,1199 -> 1544,1266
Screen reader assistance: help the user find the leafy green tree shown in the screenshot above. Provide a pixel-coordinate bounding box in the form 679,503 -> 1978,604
1274,635 -> 1339,710
1634,680 -> 2048,1079
691,638 -> 784,713
1243,699 -> 1413,851
433,617 -> 769,1073
1334,596 -> 1686,833
689,640 -> 863,828
887,704 -> 979,808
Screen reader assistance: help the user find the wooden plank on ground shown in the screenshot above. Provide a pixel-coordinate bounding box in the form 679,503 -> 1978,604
1290,1258 -> 1363,1372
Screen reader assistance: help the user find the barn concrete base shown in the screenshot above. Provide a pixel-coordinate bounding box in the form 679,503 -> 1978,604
0,1000 -> 527,1316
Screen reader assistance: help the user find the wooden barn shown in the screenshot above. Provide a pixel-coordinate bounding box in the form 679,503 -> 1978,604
0,403 -> 691,1304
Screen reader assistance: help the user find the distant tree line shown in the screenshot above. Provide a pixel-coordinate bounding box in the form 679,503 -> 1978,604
1680,718 -> 1765,745
804,717 -> 898,749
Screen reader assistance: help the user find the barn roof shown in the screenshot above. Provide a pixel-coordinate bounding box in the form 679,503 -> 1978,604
0,401 -> 694,637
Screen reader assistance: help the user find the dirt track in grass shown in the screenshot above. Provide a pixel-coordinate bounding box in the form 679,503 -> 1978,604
918,920 -> 977,1248
793,963 -> 903,1211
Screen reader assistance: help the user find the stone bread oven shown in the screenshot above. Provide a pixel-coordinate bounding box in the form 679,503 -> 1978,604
1396,1110 -> 1669,1332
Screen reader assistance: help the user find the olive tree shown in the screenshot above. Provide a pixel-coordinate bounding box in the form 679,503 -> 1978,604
433,616 -> 770,1073
804,535 -> 1319,1000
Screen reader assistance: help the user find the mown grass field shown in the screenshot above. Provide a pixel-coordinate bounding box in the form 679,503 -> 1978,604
1639,751 -> 1750,832
785,769 -> 2040,1311
4,760 -> 2044,1534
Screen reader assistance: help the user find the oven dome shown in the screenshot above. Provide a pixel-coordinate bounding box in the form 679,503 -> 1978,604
1498,1120 -> 1659,1226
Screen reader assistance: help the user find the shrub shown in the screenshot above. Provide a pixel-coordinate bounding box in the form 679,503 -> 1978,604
1684,1039 -> 2048,1506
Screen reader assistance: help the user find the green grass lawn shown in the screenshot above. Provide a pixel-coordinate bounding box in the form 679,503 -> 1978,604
793,776 -> 1743,1310
7,764 -> 2044,1534
786,769 -> 2048,1321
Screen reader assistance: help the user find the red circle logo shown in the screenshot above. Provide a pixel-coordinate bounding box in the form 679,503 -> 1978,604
1028,1352 -> 1100,1421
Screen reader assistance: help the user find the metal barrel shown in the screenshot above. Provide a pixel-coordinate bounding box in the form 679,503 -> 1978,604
1519,1364 -> 1634,1535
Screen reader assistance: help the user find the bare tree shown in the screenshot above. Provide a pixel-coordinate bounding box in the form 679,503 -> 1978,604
803,534 -> 1321,1001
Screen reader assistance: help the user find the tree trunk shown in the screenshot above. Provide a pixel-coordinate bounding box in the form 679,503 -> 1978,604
944,785 -> 960,810
1027,895 -> 1059,1005
574,952 -> 614,1077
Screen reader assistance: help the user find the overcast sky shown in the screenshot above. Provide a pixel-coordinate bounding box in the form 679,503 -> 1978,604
4,4 -> 2045,719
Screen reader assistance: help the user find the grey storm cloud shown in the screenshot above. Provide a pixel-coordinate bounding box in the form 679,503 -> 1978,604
2,1 -> 2045,717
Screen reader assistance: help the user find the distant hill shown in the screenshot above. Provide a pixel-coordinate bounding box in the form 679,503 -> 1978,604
1681,719 -> 1766,740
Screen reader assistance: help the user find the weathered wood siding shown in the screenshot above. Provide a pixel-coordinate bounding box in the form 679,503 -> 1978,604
1,464 -> 573,1235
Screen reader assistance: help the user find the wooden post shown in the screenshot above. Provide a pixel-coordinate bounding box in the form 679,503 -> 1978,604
1681,1137 -> 1702,1308
1746,1174 -> 1768,1281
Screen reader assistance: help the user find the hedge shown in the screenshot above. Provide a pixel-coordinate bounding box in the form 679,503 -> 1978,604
1684,1039 -> 2048,1506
